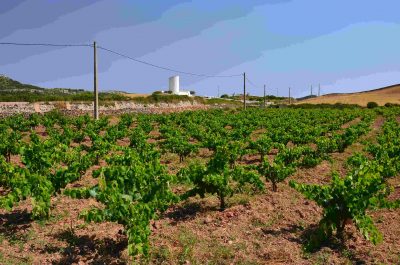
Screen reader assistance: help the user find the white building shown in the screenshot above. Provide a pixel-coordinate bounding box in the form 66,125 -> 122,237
169,76 -> 193,96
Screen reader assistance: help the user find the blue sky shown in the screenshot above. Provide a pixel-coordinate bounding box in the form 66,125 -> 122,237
1,0 -> 400,97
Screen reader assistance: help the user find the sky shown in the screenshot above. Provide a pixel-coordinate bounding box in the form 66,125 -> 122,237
1,0 -> 400,98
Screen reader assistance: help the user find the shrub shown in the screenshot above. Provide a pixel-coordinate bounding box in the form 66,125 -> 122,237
290,162 -> 400,250
258,158 -> 295,192
179,148 -> 264,209
367,102 -> 378,109
384,102 -> 400,107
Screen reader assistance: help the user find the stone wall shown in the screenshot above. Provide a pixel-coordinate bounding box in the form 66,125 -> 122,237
0,101 -> 208,117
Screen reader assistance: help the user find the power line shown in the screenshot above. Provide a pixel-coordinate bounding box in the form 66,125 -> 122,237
0,42 -> 92,47
245,77 -> 261,88
97,45 -> 242,78
0,42 -> 243,78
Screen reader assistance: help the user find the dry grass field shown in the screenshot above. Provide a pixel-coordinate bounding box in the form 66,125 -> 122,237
298,84 -> 400,106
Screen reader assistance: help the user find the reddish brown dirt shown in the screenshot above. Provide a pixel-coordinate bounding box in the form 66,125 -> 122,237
0,195 -> 127,264
340,117 -> 361,129
34,125 -> 48,138
147,171 -> 400,264
116,137 -> 130,147
250,128 -> 267,141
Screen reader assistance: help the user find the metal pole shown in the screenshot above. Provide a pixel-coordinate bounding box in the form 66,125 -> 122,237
263,84 -> 266,108
93,41 -> 99,120
243,72 -> 246,110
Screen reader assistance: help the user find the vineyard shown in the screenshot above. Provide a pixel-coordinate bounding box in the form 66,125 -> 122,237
0,107 -> 399,264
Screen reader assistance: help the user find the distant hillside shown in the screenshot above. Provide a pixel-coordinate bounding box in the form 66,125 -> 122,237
0,75 -> 128,102
297,84 -> 400,106
0,75 -> 45,92
296,94 -> 317,101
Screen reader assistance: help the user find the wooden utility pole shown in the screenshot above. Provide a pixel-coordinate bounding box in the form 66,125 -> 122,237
93,41 -> 99,120
289,87 -> 291,104
243,72 -> 246,110
263,84 -> 266,108
311,85 -> 313,96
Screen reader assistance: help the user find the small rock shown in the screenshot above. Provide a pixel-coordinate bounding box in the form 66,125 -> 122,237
151,221 -> 161,230
265,204 -> 274,212
226,212 -> 234,218
296,209 -> 305,218
204,216 -> 213,224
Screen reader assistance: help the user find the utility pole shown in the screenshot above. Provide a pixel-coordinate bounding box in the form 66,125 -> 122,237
289,87 -> 291,105
311,85 -> 313,96
263,84 -> 266,108
93,41 -> 99,120
217,85 -> 220,98
276,88 -> 278,97
318,84 -> 321,97
243,72 -> 246,110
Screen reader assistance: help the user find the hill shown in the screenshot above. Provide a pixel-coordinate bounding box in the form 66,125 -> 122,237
0,74 -> 84,93
0,75 -> 128,102
1,74 -> 43,92
297,84 -> 400,106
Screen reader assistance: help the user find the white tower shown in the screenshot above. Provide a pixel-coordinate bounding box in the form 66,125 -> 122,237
169,76 -> 180,94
